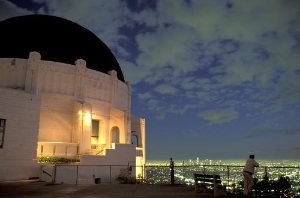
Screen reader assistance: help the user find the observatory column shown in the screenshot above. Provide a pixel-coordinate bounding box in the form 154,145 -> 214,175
75,59 -> 86,102
25,51 -> 41,94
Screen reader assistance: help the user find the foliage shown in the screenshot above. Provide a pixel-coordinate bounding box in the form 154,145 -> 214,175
136,174 -> 145,184
37,156 -> 79,164
115,166 -> 138,184
253,174 -> 293,197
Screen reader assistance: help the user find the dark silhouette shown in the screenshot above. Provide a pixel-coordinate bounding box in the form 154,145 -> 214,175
243,154 -> 259,196
252,174 -> 292,197
170,157 -> 174,185
0,15 -> 125,82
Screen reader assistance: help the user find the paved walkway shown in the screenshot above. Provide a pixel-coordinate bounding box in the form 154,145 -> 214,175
0,180 -> 222,198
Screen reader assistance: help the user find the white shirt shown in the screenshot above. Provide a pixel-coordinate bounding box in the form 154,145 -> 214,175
243,158 -> 259,173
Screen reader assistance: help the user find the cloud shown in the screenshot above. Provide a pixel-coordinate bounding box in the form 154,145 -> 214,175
136,25 -> 201,72
118,59 -> 150,85
0,0 -> 33,20
30,0 -> 134,59
133,0 -> 300,90
146,99 -> 166,120
154,84 -> 178,95
167,104 -> 198,115
180,76 -> 198,90
138,92 -> 153,101
128,0 -> 300,125
197,108 -> 239,124
147,99 -> 163,111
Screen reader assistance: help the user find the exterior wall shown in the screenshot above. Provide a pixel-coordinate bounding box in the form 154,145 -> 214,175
86,100 -> 110,148
0,52 -> 130,111
37,142 -> 78,157
41,163 -> 134,184
39,96 -> 75,142
0,58 -> 27,89
131,116 -> 146,165
131,116 -> 146,177
0,88 -> 41,180
81,143 -> 136,165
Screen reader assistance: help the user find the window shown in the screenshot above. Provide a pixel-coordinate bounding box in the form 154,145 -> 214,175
91,120 -> 99,145
111,127 -> 120,144
0,119 -> 6,148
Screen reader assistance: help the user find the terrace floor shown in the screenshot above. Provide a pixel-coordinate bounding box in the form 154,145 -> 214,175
0,180 -> 241,198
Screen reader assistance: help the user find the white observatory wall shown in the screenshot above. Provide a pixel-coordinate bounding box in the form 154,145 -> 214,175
0,53 -> 141,182
0,88 -> 41,181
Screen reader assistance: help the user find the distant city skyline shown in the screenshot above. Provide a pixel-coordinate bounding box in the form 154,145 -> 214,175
146,158 -> 300,166
1,0 -> 300,160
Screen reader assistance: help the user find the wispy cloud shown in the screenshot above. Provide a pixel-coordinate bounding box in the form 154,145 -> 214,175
167,104 -> 198,115
0,0 -> 33,20
197,108 -> 239,124
154,84 -> 178,95
138,92 -> 153,101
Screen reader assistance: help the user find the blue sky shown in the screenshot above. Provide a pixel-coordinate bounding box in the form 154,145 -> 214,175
1,0 -> 300,161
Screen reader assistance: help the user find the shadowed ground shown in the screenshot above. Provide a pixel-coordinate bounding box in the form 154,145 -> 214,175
0,180 -> 194,198
0,180 -> 238,198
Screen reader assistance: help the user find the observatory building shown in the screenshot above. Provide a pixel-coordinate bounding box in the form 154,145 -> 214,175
0,15 -> 146,183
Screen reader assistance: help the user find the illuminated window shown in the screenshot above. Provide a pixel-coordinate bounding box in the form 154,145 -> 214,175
91,120 -> 99,146
0,119 -> 6,148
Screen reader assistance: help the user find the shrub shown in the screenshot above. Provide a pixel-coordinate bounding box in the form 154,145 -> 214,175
115,166 -> 137,184
37,156 -> 79,164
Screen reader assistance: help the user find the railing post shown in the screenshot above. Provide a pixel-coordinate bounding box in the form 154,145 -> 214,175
227,165 -> 230,185
53,165 -> 56,184
76,165 -> 78,185
264,166 -> 268,177
182,161 -> 185,184
109,165 -> 112,184
143,164 -> 145,180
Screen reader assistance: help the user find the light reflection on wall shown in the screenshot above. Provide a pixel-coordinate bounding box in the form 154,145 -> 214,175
78,111 -> 92,123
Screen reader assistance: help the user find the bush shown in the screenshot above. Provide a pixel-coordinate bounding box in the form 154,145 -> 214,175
115,166 -> 137,184
253,175 -> 293,197
37,156 -> 79,164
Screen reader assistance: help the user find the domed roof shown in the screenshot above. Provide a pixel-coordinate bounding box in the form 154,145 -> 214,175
0,14 -> 125,82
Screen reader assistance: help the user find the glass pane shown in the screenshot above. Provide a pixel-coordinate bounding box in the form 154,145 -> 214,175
0,119 -> 4,148
0,119 -> 5,126
92,120 -> 99,137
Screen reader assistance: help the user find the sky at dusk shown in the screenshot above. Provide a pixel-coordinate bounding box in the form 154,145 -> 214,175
1,0 -> 300,161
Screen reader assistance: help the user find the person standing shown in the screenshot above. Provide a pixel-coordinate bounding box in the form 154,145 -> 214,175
243,154 -> 259,196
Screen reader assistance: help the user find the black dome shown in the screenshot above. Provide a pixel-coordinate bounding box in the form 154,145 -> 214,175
0,15 -> 125,82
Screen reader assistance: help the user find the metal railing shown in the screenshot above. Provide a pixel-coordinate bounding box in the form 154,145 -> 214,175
41,164 -> 145,184
41,163 -> 300,195
143,164 -> 300,195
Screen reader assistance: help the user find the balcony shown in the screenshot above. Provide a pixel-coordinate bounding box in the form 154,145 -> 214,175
37,142 -> 78,158
37,142 -> 143,158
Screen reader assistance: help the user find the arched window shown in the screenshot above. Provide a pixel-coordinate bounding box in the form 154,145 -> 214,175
131,131 -> 139,147
131,134 -> 138,147
110,127 -> 119,145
